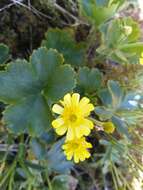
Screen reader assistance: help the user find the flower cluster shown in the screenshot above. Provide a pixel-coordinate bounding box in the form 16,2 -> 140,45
52,93 -> 115,163
52,93 -> 94,163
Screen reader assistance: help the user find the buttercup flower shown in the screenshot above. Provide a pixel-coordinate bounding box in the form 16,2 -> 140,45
102,122 -> 115,134
62,137 -> 92,163
52,93 -> 94,140
139,52 -> 143,65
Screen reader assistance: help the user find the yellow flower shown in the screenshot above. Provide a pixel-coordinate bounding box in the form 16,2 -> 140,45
102,122 -> 115,134
123,25 -> 132,36
52,93 -> 94,140
62,137 -> 92,163
139,52 -> 143,65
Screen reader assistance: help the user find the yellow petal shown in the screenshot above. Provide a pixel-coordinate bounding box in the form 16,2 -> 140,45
79,153 -> 86,161
80,125 -> 91,136
52,104 -> 63,114
66,127 -> 74,140
103,122 -> 115,134
62,144 -> 68,150
83,119 -> 94,129
85,142 -> 92,148
139,58 -> 143,65
72,93 -> 80,106
55,125 -> 67,135
52,118 -> 64,128
86,103 -> 94,112
81,103 -> 94,116
63,93 -> 71,106
79,97 -> 90,107
74,152 -> 79,163
75,127 -> 83,138
66,151 -> 73,160
84,151 -> 90,158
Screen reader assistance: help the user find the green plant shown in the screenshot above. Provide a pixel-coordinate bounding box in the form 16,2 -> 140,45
0,1 -> 143,190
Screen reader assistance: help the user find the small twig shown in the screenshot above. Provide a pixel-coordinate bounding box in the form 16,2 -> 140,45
28,0 -> 31,9
0,144 -> 18,153
54,2 -> 85,25
30,5 -> 52,19
0,3 -> 15,12
11,0 -> 52,19
54,2 -> 78,21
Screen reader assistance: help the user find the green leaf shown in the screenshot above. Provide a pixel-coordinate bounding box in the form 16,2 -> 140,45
78,67 -> 103,94
95,106 -> 113,120
100,20 -> 122,48
40,130 -> 56,144
98,89 -> 112,107
0,59 -> 39,103
44,64 -> 75,102
47,139 -> 73,174
98,80 -> 124,109
123,17 -> 141,42
0,44 -> 9,64
120,92 -> 140,110
30,138 -> 47,160
111,116 -> 129,138
98,18 -> 142,64
3,94 -> 52,136
52,175 -> 71,190
107,80 -> 123,109
79,0 -> 119,26
119,42 -> 143,54
42,28 -> 86,67
0,48 -> 75,136
96,0 -> 109,6
97,80 -> 139,136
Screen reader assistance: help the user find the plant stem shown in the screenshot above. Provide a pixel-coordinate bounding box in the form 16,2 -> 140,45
128,154 -> 143,172
0,159 -> 17,188
89,117 -> 104,127
110,164 -> 118,190
45,169 -> 52,190
8,170 -> 15,190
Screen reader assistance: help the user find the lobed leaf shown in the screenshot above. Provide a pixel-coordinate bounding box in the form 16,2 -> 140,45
78,0 -> 119,26
30,138 -> 47,160
3,94 -> 52,136
47,139 -> 73,174
98,18 -> 142,64
42,28 -> 86,67
78,67 -> 103,94
0,48 -> 75,136
95,80 -> 136,137
107,80 -> 124,109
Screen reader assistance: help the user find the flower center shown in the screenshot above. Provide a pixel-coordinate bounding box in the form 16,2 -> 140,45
72,142 -> 79,149
69,114 -> 77,122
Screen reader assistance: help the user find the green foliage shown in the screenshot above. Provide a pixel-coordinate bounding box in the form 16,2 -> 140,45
51,175 -> 73,190
42,28 -> 86,67
0,44 -> 9,64
0,48 -> 75,136
30,138 -> 47,160
0,1 -> 143,190
95,80 -> 141,136
30,138 -> 73,173
99,139 -> 127,167
97,17 -> 142,64
78,0 -> 121,26
46,139 -> 73,174
77,67 -> 103,94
